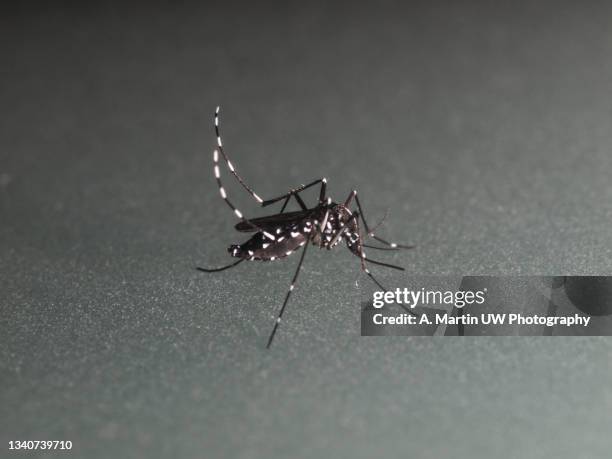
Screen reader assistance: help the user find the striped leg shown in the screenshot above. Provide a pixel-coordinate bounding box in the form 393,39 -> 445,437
199,149 -> 266,272
216,108 -> 327,214
266,237 -> 310,348
199,152 -> 274,272
346,211 -> 416,316
214,106 -> 265,204
212,148 -> 276,240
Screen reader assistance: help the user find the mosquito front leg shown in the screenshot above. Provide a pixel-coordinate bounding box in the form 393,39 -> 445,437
353,193 -> 413,249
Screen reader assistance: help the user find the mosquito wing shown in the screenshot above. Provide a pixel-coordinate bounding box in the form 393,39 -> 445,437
234,209 -> 315,232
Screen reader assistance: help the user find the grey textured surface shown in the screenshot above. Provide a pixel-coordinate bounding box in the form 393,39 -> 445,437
1,2 -> 612,458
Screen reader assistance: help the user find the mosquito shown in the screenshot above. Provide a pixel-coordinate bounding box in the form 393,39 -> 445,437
198,107 -> 414,348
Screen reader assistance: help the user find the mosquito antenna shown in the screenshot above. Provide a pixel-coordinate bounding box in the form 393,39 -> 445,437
354,194 -> 413,249
370,208 -> 390,233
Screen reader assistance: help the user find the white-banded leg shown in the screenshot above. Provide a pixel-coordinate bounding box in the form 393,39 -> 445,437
214,107 -> 329,217
212,148 -> 276,239
217,107 -> 327,213
354,193 -> 414,249
199,148 -> 277,273
266,236 -> 310,348
214,107 -> 265,204
262,177 -> 328,210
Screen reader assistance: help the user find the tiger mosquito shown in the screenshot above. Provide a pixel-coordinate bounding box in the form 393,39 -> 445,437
198,107 -> 414,348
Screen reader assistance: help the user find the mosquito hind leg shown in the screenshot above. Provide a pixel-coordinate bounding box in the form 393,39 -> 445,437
279,191 -> 308,213
268,190 -> 307,214
214,107 -> 265,204
262,178 -> 327,210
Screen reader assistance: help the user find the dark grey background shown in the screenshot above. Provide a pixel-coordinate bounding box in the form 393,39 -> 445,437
1,2 -> 611,458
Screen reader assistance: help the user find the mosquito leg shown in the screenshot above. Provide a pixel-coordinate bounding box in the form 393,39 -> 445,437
361,257 -> 405,271
269,187 -> 308,214
362,243 -> 400,251
266,239 -> 310,348
354,194 -> 413,249
361,263 -> 416,316
344,190 -> 356,206
360,258 -> 413,314
213,149 -> 276,239
318,178 -> 327,203
212,107 -> 282,239
262,178 -> 327,208
369,235 -> 414,250
357,208 -> 408,250
293,192 -> 308,210
346,220 -> 405,270
350,214 -> 415,316
216,109 -> 327,213
214,107 -> 265,204
196,258 -> 245,273
363,267 -> 386,290
278,195 -> 292,213
363,267 -> 416,317
279,191 -> 308,213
